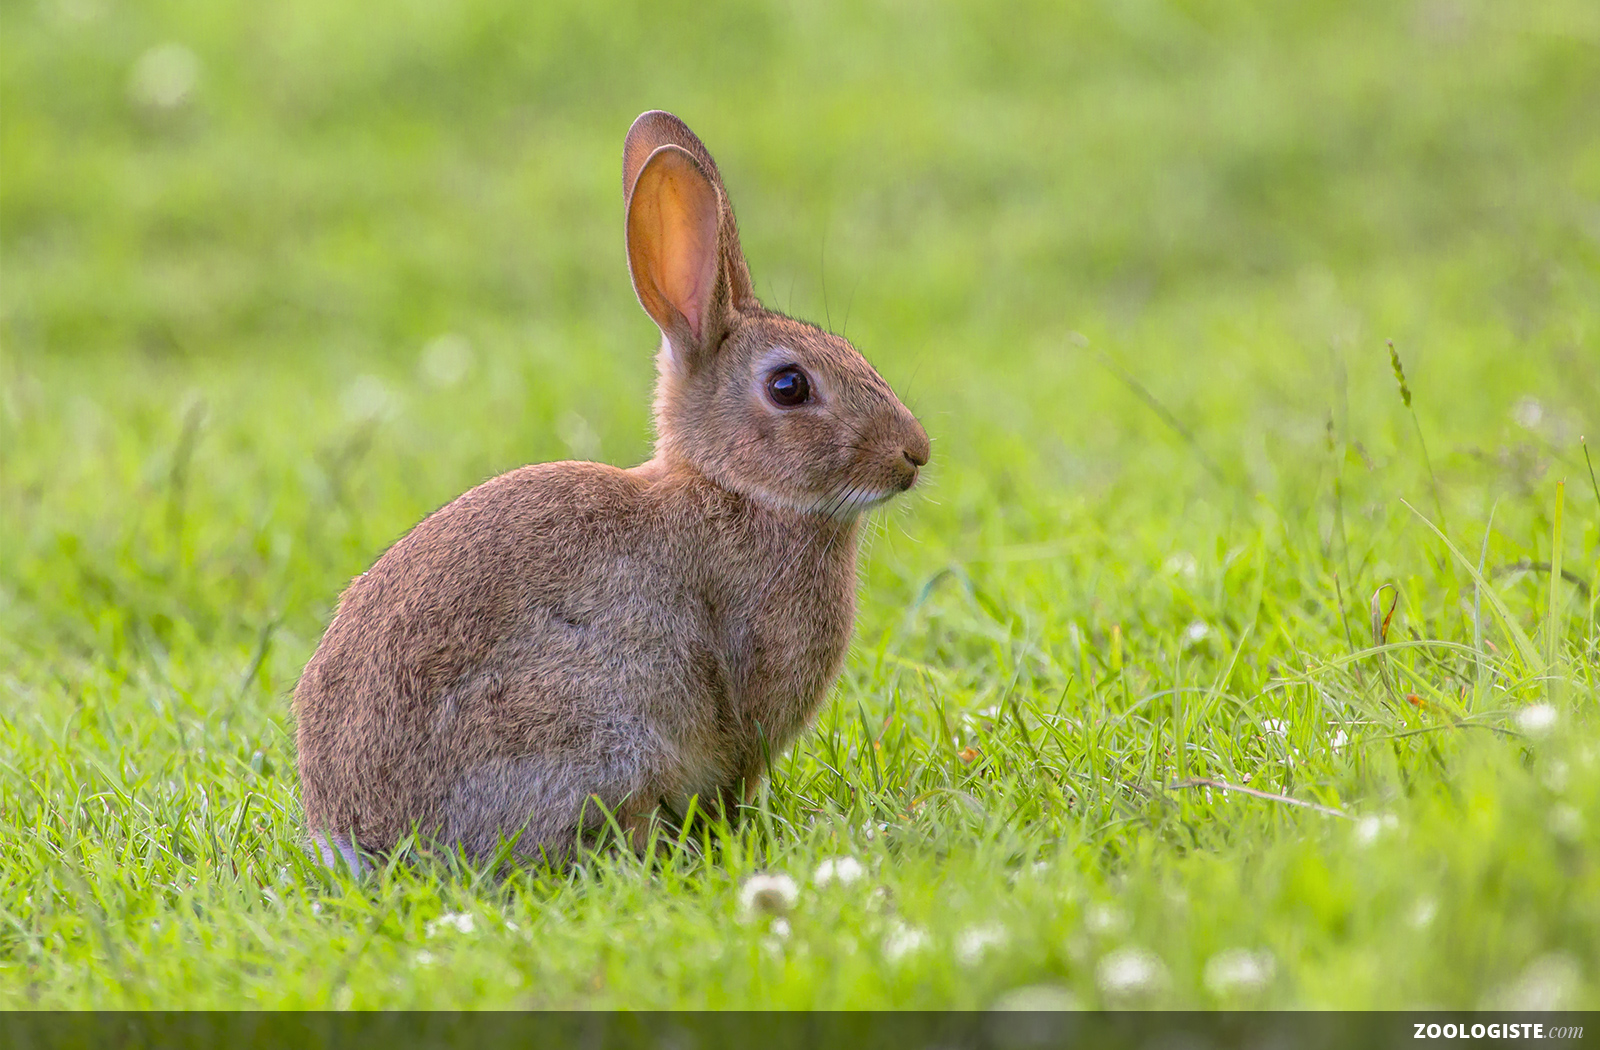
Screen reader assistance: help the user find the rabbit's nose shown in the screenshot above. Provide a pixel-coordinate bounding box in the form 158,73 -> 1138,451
901,420 -> 930,468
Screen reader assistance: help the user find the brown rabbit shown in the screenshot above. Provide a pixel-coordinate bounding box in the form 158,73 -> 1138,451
293,111 -> 929,871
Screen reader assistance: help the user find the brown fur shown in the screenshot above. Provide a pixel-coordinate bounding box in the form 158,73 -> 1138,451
293,111 -> 928,868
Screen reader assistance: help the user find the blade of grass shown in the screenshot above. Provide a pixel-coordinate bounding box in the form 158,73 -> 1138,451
1547,480 -> 1564,706
1401,499 -> 1541,670
1168,777 -> 1350,819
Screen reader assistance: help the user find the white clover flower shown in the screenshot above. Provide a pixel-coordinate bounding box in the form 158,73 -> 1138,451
1084,903 -> 1127,937
1163,553 -> 1199,580
813,856 -> 865,887
1515,704 -> 1558,737
1182,621 -> 1210,648
990,984 -> 1081,1011
1512,396 -> 1544,429
1203,948 -> 1276,997
556,412 -> 602,460
1096,946 -> 1169,1000
770,918 -> 792,940
1498,954 -> 1581,1010
341,374 -> 396,422
1548,804 -> 1583,842
882,921 -> 929,963
738,872 -> 799,919
128,42 -> 200,111
413,950 -> 437,967
419,333 -> 474,388
1354,815 -> 1386,846
424,912 -> 476,938
956,923 -> 1008,966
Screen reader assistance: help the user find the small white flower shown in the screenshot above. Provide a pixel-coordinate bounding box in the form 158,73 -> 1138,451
813,856 -> 865,887
1330,729 -> 1350,752
956,923 -> 1008,966
770,918 -> 792,940
419,333 -> 474,388
1096,946 -> 1168,1000
738,872 -> 799,919
1541,760 -> 1569,793
555,411 -> 602,460
1182,621 -> 1210,648
1515,704 -> 1558,737
990,984 -> 1080,1011
882,921 -> 929,963
1085,903 -> 1127,937
128,42 -> 200,111
1548,804 -> 1583,842
1354,815 -> 1385,846
1498,953 -> 1581,1010
1203,948 -> 1276,997
1163,553 -> 1199,580
310,901 -> 322,916
1410,897 -> 1438,929
1261,719 -> 1288,737
424,912 -> 476,937
413,950 -> 437,967
1512,396 -> 1544,429
341,374 -> 396,422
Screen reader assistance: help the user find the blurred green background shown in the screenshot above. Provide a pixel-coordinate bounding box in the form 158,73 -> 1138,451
5,0 -> 1596,641
2,0 -> 1598,1010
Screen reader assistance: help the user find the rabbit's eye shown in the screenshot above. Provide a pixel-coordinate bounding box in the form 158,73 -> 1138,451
766,367 -> 812,408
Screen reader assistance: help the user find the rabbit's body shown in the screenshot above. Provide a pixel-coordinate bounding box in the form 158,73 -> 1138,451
296,456 -> 858,862
295,112 -> 927,868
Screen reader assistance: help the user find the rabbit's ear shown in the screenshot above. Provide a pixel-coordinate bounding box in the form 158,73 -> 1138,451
624,112 -> 755,359
626,144 -> 721,349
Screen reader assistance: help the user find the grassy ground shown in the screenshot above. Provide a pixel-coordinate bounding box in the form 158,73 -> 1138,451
3,0 -> 1598,1010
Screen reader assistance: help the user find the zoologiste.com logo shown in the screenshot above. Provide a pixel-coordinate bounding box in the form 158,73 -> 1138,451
1414,1021 -> 1585,1040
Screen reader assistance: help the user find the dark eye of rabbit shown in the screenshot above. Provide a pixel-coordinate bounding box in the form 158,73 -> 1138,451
766,367 -> 812,408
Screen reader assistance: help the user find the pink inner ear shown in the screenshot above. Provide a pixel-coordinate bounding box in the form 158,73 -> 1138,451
651,159 -> 720,343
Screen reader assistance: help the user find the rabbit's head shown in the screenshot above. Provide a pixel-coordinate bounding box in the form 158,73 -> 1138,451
623,111 -> 928,517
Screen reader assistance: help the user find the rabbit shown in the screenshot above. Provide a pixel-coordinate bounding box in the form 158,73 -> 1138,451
293,110 -> 929,872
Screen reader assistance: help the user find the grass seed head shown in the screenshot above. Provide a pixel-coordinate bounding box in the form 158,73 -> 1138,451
1387,339 -> 1412,408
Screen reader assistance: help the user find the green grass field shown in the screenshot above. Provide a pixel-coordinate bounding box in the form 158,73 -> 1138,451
3,0 -> 1598,1010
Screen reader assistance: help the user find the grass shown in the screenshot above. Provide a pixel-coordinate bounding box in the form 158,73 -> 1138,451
2,0 -> 1599,1011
